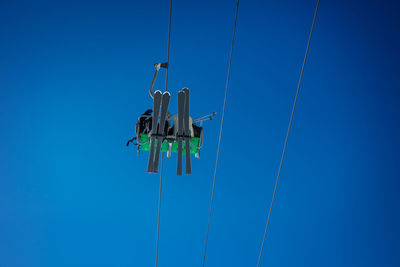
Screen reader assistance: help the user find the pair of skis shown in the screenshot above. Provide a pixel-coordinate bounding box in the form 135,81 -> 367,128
147,90 -> 170,173
177,88 -> 191,175
147,88 -> 192,175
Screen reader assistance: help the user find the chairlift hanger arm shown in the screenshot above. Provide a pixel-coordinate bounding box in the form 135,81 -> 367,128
149,63 -> 168,98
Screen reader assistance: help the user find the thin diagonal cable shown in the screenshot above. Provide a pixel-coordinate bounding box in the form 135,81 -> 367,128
165,0 -> 172,93
256,1 -> 320,267
154,154 -> 163,267
155,1 -> 172,267
202,1 -> 239,266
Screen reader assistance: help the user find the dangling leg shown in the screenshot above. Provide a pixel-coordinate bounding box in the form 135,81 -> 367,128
177,90 -> 185,176
153,92 -> 170,173
147,90 -> 162,173
182,88 -> 192,175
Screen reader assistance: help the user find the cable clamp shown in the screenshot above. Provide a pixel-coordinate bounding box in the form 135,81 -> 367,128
153,62 -> 168,70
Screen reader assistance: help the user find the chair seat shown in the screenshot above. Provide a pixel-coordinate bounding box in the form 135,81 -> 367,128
139,134 -> 200,154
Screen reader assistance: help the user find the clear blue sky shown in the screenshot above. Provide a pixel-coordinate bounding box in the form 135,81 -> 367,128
1,0 -> 399,266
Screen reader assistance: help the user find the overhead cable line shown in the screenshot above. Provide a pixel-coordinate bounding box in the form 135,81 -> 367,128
256,1 -> 320,266
155,1 -> 172,267
202,0 -> 240,266
165,0 -> 172,93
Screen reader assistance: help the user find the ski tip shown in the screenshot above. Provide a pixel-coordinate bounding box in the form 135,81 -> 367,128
163,91 -> 171,96
181,88 -> 189,94
154,90 -> 162,95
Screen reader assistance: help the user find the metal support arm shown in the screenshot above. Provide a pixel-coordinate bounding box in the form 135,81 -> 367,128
149,63 -> 168,98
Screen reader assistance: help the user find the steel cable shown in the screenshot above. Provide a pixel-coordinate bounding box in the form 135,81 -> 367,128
202,1 -> 240,266
256,1 -> 320,266
155,1 -> 172,267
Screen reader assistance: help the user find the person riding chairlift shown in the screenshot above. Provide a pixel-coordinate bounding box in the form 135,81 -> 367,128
126,109 -> 203,147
